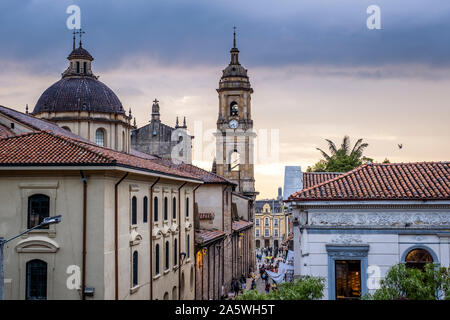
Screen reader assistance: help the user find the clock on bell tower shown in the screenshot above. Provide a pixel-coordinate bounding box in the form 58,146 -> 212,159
214,28 -> 258,200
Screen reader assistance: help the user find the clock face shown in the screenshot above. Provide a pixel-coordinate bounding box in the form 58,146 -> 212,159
228,119 -> 239,129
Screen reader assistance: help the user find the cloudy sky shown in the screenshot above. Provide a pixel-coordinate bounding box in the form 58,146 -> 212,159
1,0 -> 450,199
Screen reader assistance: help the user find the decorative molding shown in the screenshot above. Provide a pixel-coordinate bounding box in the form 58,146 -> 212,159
310,212 -> 450,227
15,236 -> 59,253
331,234 -> 363,245
129,184 -> 139,192
129,229 -> 142,246
152,227 -> 162,240
19,182 -> 58,189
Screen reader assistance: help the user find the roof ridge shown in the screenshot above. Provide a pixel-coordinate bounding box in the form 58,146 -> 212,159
290,163 -> 370,199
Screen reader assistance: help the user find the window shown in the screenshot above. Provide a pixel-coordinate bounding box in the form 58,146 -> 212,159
405,248 -> 434,270
274,219 -> 279,227
131,196 -> 137,225
185,198 -> 189,217
143,196 -> 148,223
61,126 -> 71,132
154,196 -> 158,222
335,260 -> 361,300
155,244 -> 160,275
174,239 -> 178,266
26,259 -> 47,300
83,61 -> 87,74
230,101 -> 238,116
164,197 -> 168,221
255,218 -> 260,227
28,194 -> 50,229
165,241 -> 170,270
172,197 -> 177,219
76,61 -> 80,73
255,229 -> 260,237
122,131 -> 126,152
186,234 -> 190,258
229,151 -> 239,172
264,218 -> 269,227
274,229 -> 278,237
132,251 -> 138,287
95,128 -> 105,146
264,229 -> 269,237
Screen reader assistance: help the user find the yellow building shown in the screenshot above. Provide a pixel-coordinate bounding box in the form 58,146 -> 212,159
254,192 -> 287,250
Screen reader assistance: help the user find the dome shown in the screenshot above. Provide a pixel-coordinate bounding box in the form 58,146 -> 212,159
67,47 -> 93,61
222,64 -> 248,78
33,77 -> 125,114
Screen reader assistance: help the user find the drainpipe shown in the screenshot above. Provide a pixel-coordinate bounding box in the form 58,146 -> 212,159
149,177 -> 160,300
177,181 -> 187,300
114,172 -> 128,300
80,171 -> 87,300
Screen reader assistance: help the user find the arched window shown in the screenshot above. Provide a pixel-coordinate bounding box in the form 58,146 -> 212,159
61,126 -> 71,132
28,194 -> 50,229
174,238 -> 178,266
186,234 -> 190,258
26,259 -> 47,300
95,128 -> 105,147
143,196 -> 148,223
163,292 -> 169,300
155,244 -> 160,275
132,251 -> 138,287
172,197 -> 177,219
154,196 -> 158,222
131,196 -> 137,225
185,198 -> 189,218
230,101 -> 238,116
264,217 -> 269,227
164,197 -> 168,221
405,248 -> 434,270
76,61 -> 80,73
172,286 -> 177,300
165,241 -> 170,270
190,266 -> 194,289
83,61 -> 87,74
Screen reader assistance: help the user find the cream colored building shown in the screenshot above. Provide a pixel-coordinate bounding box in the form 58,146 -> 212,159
254,196 -> 287,250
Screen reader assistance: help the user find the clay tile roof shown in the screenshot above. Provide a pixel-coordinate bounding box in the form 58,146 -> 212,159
232,220 -> 253,232
288,162 -> 450,201
0,123 -> 15,139
195,229 -> 226,245
0,130 -> 202,182
303,172 -> 343,188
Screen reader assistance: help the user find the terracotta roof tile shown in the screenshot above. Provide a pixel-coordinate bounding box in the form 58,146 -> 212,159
289,162 -> 450,201
0,130 -> 202,181
195,229 -> 226,245
0,123 -> 15,139
303,172 -> 342,188
232,220 -> 253,232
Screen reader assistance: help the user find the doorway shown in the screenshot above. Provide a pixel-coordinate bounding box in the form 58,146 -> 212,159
335,260 -> 361,300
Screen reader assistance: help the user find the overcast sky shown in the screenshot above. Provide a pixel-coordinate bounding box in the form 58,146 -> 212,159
1,0 -> 450,199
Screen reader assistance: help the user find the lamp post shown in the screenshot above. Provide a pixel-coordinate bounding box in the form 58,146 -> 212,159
0,215 -> 62,300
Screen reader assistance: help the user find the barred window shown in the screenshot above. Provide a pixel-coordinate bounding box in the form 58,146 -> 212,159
28,194 -> 49,229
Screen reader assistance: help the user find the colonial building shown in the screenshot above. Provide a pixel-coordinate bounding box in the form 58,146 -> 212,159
131,100 -> 193,164
254,188 -> 287,249
287,162 -> 450,300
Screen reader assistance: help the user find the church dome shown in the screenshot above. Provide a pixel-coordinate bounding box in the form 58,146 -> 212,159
33,40 -> 125,115
33,77 -> 125,114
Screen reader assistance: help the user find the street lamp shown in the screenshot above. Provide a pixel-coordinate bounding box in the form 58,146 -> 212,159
0,215 -> 62,300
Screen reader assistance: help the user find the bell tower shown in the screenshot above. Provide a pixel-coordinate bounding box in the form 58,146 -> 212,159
214,28 -> 258,200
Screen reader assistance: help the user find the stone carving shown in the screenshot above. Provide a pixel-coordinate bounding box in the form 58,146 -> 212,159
331,234 -> 363,244
310,212 -> 450,227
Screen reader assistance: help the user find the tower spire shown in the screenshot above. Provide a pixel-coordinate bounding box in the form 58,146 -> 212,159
233,26 -> 237,48
72,30 -> 76,50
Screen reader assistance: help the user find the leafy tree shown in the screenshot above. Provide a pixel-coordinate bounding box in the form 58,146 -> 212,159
364,263 -> 450,300
310,136 -> 373,172
236,276 -> 325,300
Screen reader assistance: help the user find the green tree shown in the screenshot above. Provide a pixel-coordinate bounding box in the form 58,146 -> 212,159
236,276 -> 325,300
364,263 -> 450,300
310,136 -> 372,172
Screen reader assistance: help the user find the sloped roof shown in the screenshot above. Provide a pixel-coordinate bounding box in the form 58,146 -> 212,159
195,229 -> 226,246
288,162 -> 450,201
232,220 -> 253,232
0,130 -> 202,182
0,105 -> 91,142
0,123 -> 14,139
303,172 -> 343,189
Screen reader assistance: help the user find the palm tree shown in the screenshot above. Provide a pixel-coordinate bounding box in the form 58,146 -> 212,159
311,136 -> 371,172
316,136 -> 368,161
